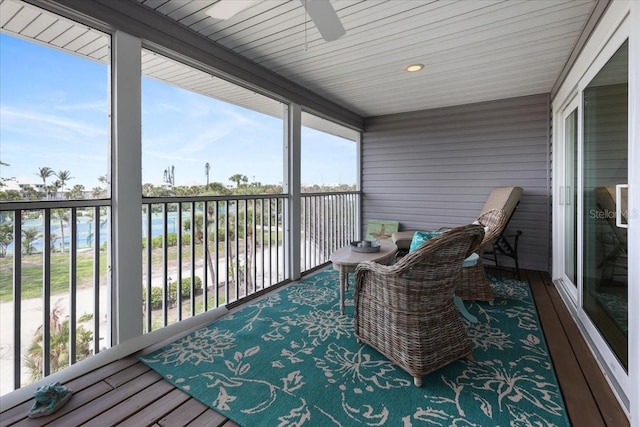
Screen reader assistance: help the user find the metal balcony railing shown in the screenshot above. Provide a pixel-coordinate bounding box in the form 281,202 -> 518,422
0,191 -> 359,394
0,199 -> 111,394
141,195 -> 287,332
300,192 -> 360,271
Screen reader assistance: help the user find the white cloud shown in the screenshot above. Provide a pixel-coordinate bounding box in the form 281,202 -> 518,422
0,106 -> 107,139
55,100 -> 108,113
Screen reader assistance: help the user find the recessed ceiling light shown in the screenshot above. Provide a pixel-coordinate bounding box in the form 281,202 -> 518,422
205,0 -> 258,20
405,64 -> 424,72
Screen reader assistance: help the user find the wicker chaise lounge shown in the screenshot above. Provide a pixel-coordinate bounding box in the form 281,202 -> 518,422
456,208 -> 507,303
354,224 -> 485,387
391,186 -> 522,302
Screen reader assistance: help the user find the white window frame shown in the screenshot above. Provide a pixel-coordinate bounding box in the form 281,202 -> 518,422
551,0 -> 634,418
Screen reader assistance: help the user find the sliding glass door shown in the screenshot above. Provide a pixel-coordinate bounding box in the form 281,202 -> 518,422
582,40 -> 628,370
556,39 -> 628,374
561,102 -> 579,293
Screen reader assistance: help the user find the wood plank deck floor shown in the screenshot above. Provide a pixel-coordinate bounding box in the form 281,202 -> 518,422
0,269 -> 628,426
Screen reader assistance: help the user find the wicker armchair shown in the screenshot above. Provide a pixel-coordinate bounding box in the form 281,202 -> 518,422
456,208 -> 508,303
354,224 -> 485,387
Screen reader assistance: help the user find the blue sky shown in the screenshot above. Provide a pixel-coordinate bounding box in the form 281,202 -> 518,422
0,33 -> 356,191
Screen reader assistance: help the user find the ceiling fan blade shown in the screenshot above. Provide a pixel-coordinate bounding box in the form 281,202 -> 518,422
301,0 -> 346,42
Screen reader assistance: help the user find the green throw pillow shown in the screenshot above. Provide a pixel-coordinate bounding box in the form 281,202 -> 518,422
409,230 -> 444,253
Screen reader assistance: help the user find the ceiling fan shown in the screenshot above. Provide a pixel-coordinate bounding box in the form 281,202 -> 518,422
206,0 -> 346,42
300,0 -> 346,42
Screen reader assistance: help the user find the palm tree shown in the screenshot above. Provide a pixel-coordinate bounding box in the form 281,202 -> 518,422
36,166 -> 53,187
35,167 -> 54,199
0,223 -> 13,257
55,170 -> 74,194
22,227 -> 40,255
229,173 -> 248,188
53,208 -> 70,252
205,162 -> 210,186
25,302 -> 93,381
183,212 -> 217,293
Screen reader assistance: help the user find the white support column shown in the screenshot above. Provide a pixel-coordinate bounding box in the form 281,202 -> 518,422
355,131 -> 363,240
111,31 -> 142,344
284,103 -> 302,280
628,3 -> 640,426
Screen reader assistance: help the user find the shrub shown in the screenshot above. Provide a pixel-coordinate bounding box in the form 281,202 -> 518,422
180,276 -> 203,296
141,232 -> 191,249
142,287 -> 165,311
170,276 -> 203,299
142,276 -> 203,311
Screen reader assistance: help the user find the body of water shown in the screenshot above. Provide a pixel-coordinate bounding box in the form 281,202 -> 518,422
4,213 -> 186,255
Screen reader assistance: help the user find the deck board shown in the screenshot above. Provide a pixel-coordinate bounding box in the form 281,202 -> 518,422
0,358 -> 138,426
82,379 -> 176,427
524,270 -> 606,425
184,410 -> 229,427
12,382 -> 113,427
157,399 -> 211,427
0,269 -> 628,427
46,372 -> 164,426
103,358 -> 151,388
118,388 -> 191,427
544,276 -> 630,427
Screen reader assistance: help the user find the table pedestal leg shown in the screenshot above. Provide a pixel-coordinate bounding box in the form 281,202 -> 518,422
339,267 -> 347,315
454,295 -> 478,323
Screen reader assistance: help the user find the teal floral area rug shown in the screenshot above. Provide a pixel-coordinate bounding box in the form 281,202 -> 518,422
139,269 -> 570,426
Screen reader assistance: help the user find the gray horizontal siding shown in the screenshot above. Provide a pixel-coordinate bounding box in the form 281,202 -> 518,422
362,94 -> 551,271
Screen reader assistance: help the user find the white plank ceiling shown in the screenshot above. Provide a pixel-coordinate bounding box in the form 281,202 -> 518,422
1,0 -> 597,119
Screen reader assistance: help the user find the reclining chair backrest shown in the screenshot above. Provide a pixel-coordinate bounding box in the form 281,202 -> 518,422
391,186 -> 523,252
481,186 -> 523,223
477,186 -> 522,250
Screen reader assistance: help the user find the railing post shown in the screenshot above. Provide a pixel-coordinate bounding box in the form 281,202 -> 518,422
111,30 -> 142,344
284,103 -> 301,280
12,210 -> 22,390
356,131 -> 363,241
42,209 -> 51,377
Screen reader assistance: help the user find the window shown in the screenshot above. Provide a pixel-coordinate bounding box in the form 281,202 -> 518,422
301,112 -> 358,192
0,10 -> 110,394
141,49 -> 285,196
140,50 -> 288,329
0,33 -> 110,201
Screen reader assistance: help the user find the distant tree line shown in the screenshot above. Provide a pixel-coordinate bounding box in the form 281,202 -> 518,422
0,164 -> 356,202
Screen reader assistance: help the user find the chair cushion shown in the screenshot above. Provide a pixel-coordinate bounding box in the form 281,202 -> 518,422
471,220 -> 490,234
409,230 -> 444,253
481,186 -> 523,220
462,252 -> 479,267
392,231 -> 416,250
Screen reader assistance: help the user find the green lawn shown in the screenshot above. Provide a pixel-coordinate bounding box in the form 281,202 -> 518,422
0,245 -> 208,303
0,238 -> 272,304
0,251 -> 108,302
